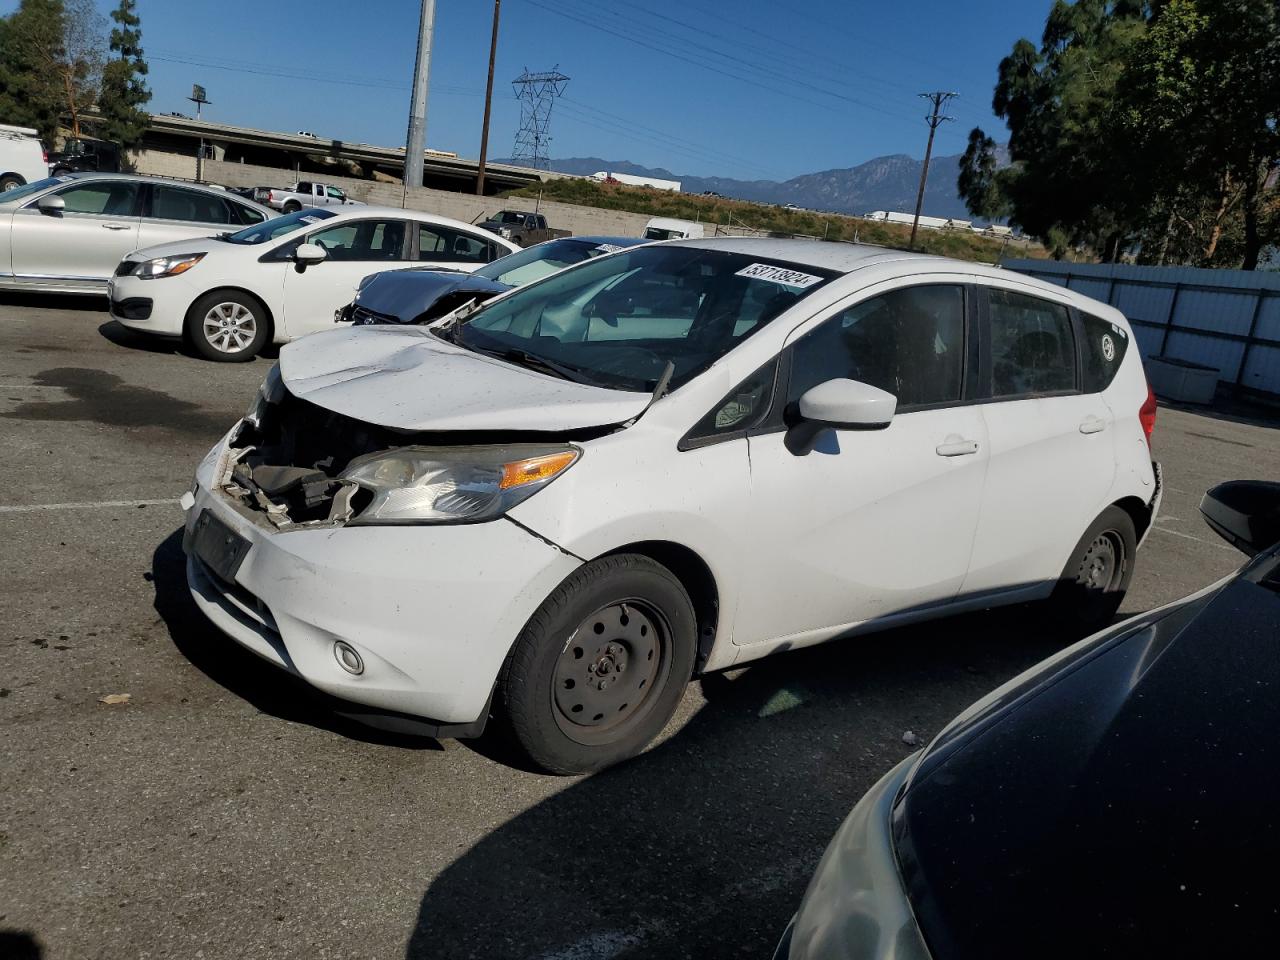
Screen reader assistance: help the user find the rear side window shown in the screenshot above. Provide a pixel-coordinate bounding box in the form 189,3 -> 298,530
988,289 -> 1076,396
1080,313 -> 1130,393
788,285 -> 966,409
419,224 -> 495,264
151,185 -> 233,224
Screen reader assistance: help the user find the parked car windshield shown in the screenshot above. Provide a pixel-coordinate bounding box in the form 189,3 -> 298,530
0,176 -> 70,204
220,207 -> 336,244
473,238 -> 642,287
454,245 -> 838,391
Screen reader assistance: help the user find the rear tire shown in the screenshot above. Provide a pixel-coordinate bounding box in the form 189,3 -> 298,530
185,290 -> 269,362
1049,506 -> 1137,636
0,174 -> 25,191
282,200 -> 302,214
495,554 -> 697,775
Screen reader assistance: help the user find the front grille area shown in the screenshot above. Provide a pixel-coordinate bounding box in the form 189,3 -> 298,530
351,305 -> 401,326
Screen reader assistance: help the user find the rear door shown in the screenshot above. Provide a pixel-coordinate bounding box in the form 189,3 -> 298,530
11,178 -> 142,283
280,216 -> 414,337
136,183 -> 240,250
961,282 -> 1117,596
734,280 -> 990,646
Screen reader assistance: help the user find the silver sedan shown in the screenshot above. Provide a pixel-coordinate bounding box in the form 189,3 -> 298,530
0,173 -> 275,295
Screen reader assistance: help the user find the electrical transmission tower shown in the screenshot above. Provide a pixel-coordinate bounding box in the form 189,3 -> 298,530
511,66 -> 569,169
910,91 -> 958,248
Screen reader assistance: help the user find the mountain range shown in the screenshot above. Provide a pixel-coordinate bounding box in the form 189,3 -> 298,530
504,152 -> 981,221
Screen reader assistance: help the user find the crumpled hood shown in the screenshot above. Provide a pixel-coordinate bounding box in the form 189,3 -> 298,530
354,269 -> 510,324
278,326 -> 649,432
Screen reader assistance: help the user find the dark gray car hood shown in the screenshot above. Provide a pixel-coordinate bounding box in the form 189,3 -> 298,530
354,269 -> 511,324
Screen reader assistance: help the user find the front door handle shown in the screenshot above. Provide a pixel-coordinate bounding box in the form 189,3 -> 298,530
936,436 -> 979,457
101,223 -> 131,231
1079,416 -> 1108,435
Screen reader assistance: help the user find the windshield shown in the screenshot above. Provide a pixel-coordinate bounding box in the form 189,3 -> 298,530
495,211 -> 525,224
0,176 -> 70,204
454,246 -> 837,392
473,238 -> 640,287
220,207 -> 335,244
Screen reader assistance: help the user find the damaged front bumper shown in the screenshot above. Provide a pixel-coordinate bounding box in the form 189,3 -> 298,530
183,425 -> 582,730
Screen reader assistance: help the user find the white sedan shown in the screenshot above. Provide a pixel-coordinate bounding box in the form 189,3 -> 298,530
183,237 -> 1161,774
109,205 -> 520,361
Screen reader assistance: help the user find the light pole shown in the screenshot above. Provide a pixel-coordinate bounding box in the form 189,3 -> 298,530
403,0 -> 436,190
476,0 -> 501,195
188,83 -> 210,182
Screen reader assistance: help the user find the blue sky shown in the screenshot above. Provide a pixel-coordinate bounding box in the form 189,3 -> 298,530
5,0 -> 1050,181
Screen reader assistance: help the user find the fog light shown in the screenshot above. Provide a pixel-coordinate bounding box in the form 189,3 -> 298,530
333,640 -> 364,676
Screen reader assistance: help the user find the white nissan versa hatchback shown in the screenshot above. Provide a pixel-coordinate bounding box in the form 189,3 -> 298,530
182,238 -> 1160,773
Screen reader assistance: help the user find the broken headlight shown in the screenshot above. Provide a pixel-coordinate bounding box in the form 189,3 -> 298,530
341,444 -> 579,524
243,363 -> 284,428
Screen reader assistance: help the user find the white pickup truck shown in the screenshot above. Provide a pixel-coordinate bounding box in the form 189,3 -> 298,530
260,181 -> 364,213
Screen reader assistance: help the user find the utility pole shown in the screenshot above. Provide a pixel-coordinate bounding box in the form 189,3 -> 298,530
909,91 -> 957,248
188,84 -> 210,182
475,0 -> 501,195
403,0 -> 436,190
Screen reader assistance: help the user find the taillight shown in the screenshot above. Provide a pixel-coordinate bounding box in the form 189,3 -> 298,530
1139,382 -> 1157,444
42,149 -> 48,163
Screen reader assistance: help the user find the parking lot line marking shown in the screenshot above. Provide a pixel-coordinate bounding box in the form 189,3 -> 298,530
1150,524 -> 1234,550
0,497 -> 181,514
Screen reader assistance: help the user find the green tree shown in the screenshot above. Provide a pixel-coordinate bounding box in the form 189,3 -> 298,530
0,0 -> 67,144
97,0 -> 149,151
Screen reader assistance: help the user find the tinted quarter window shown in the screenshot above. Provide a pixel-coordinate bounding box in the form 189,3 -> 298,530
230,202 -> 266,226
988,289 -> 1077,396
787,285 -> 965,408
1080,313 -> 1130,393
53,181 -> 140,216
685,360 -> 778,444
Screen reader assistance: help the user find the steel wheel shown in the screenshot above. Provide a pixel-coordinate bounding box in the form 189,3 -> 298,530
202,301 -> 258,354
552,600 -> 671,746
1076,531 -> 1124,592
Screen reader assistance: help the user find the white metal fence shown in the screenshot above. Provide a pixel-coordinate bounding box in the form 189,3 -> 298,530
1003,259 -> 1280,398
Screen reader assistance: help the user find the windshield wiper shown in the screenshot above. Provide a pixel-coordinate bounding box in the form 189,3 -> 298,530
472,345 -> 592,384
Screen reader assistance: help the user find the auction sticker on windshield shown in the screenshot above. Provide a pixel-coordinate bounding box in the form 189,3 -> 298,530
735,263 -> 824,288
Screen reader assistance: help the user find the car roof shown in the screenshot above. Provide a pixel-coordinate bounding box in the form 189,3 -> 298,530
565,236 -> 645,246
320,203 -> 516,237
53,172 -> 274,213
668,236 -> 1122,320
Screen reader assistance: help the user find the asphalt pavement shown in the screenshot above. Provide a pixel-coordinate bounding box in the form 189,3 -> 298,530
1,296 -> 1274,960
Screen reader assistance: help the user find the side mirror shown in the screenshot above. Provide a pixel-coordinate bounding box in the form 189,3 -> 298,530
37,194 -> 65,215
293,243 -> 327,271
1200,480 -> 1280,556
786,378 -> 897,455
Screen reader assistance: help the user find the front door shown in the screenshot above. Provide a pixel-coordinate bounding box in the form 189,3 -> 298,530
12,179 -> 142,283
281,218 -> 413,338
735,282 -> 989,647
961,283 -> 1117,595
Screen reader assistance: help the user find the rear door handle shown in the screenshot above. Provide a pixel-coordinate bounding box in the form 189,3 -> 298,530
1079,416 -> 1108,435
101,223 -> 131,231
936,436 -> 979,457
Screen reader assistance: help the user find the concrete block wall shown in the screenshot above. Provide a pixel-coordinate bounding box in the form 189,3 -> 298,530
129,152 -> 719,241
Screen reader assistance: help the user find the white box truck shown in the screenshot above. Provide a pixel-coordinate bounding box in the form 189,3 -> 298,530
0,124 -> 48,191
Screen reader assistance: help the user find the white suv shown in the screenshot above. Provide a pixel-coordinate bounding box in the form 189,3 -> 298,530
183,238 -> 1160,773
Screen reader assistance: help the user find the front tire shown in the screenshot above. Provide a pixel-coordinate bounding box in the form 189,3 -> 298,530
496,554 -> 697,774
185,290 -> 269,362
1049,505 -> 1137,636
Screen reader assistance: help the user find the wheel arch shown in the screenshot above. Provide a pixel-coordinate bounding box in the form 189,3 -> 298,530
1112,495 -> 1153,546
598,540 -> 720,673
184,286 -> 277,345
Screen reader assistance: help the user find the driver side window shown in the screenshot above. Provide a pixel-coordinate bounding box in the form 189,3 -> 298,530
788,285 -> 965,410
